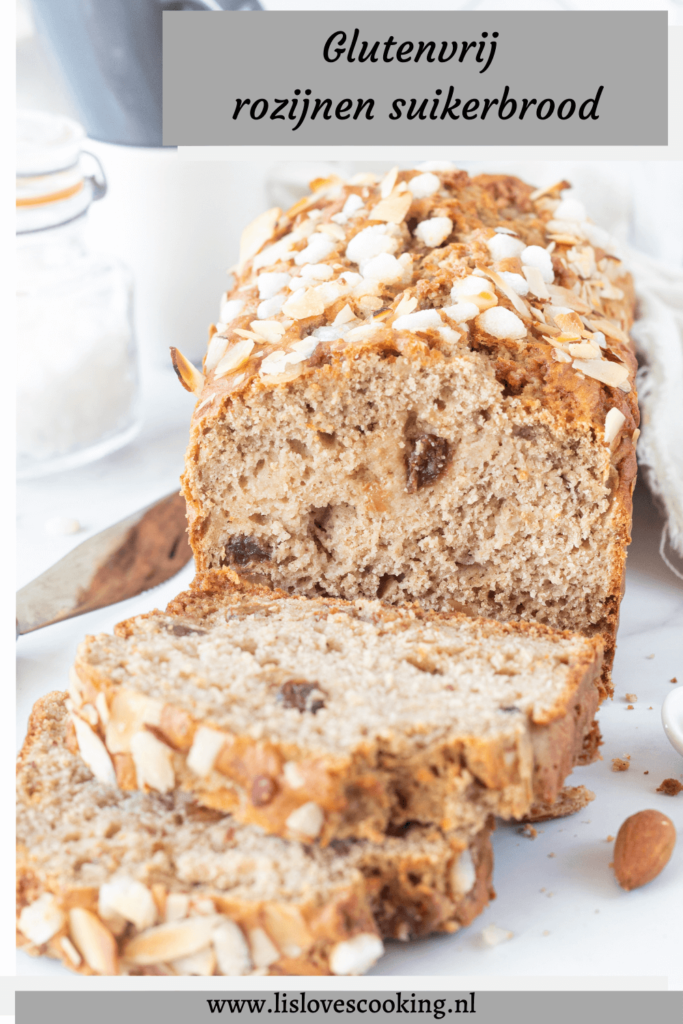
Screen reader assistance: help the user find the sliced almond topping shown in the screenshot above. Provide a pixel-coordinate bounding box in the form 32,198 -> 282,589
60,936 -> 82,966
249,321 -> 285,344
329,933 -> 384,975
554,311 -> 584,336
553,348 -> 572,363
567,342 -> 601,359
573,358 -> 629,388
583,317 -> 630,346
186,726 -> 226,778
99,877 -> 158,932
170,348 -> 205,395
450,849 -> 476,895
317,222 -> 347,241
283,761 -> 306,789
69,908 -> 118,975
71,714 -> 117,787
547,284 -> 591,315
333,303 -> 356,326
522,265 -> 550,300
124,916 -> 222,966
285,801 -> 324,839
130,731 -> 175,793
105,689 -> 163,755
171,946 -> 217,975
394,294 -> 418,318
248,927 -> 280,969
166,893 -> 190,923
604,407 -> 626,446
262,904 -> 313,958
478,267 -> 530,318
530,179 -> 571,202
215,340 -> 255,377
95,692 -> 109,728
239,207 -> 281,271
18,893 -> 66,946
282,287 -> 326,320
213,920 -> 252,976
369,190 -> 412,225
380,166 -> 399,199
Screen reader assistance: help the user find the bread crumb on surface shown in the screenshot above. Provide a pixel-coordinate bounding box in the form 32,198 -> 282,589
645,654 -> 655,660
481,924 -> 513,947
625,693 -> 637,702
519,824 -> 538,839
626,705 -> 634,710
542,930 -> 550,937
611,757 -> 630,772
606,835 -> 615,842
670,678 -> 678,683
656,778 -> 683,796
644,771 -> 649,775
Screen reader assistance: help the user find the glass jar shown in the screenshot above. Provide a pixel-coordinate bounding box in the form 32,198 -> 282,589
17,111 -> 140,478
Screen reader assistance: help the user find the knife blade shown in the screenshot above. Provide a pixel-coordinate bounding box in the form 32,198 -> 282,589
16,491 -> 193,635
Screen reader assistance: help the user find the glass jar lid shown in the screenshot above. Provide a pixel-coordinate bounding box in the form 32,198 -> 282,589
17,110 -> 106,234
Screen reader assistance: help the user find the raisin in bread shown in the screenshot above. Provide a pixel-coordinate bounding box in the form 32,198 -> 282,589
180,166 -> 637,696
69,570 -> 602,845
17,692 -> 494,976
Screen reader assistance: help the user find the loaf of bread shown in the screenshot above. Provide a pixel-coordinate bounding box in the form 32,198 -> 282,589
180,166 -> 638,695
69,570 -> 602,845
17,692 -> 494,976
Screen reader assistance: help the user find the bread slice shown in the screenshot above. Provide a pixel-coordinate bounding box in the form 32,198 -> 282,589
17,692 -> 494,976
181,167 -> 637,696
69,571 -> 602,845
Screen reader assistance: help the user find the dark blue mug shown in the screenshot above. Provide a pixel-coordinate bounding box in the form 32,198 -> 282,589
31,0 -> 262,146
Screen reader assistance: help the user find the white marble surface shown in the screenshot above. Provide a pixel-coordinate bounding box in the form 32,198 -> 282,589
16,365 -> 683,986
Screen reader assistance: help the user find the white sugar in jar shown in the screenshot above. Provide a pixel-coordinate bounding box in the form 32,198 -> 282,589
17,111 -> 140,478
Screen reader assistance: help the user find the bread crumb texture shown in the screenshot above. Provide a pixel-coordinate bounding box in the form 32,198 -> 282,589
183,166 -> 638,697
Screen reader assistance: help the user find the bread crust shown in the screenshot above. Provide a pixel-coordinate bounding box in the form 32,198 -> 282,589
69,570 -> 602,845
17,693 -> 494,976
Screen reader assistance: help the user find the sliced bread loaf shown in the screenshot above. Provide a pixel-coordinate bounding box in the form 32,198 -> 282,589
17,692 -> 494,976
181,167 -> 637,695
69,571 -> 603,845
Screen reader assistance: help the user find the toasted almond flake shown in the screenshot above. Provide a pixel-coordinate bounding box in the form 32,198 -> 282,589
171,945 -> 217,976
553,348 -> 573,363
380,166 -> 399,199
124,917 -> 222,966
95,692 -> 110,727
234,328 -> 263,341
215,340 -> 255,377
548,233 -> 586,246
617,380 -> 632,393
530,179 -> 570,202
572,358 -> 629,387
317,222 -> 347,241
79,702 -> 99,727
213,920 -> 252,976
451,849 -> 476,895
18,893 -> 66,946
71,714 -> 117,786
345,324 -> 385,344
568,245 -> 596,279
285,801 -> 324,839
60,936 -> 82,966
187,726 -> 226,778
249,927 -> 280,969
333,304 -> 356,325
604,407 -> 626,446
170,348 -> 205,396
166,894 -> 190,923
369,190 -> 412,225
105,689 -> 162,755
69,908 -> 118,975
99,877 -> 157,932
481,924 -> 513,947
262,905 -> 313,958
238,207 -> 281,271
394,294 -> 418,317
282,287 -> 326,320
522,266 -> 551,301
583,317 -> 630,346
250,321 -> 285,344
547,285 -> 591,315
479,267 -> 530,318
329,934 -> 384,975
130,730 -> 175,793
554,311 -> 584,335
567,342 -> 601,359
357,295 -> 384,313
259,362 -> 303,384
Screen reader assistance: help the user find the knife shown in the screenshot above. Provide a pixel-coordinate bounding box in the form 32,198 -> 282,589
16,492 -> 193,635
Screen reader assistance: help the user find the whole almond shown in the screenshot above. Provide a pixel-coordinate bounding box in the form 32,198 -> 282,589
613,809 -> 676,890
